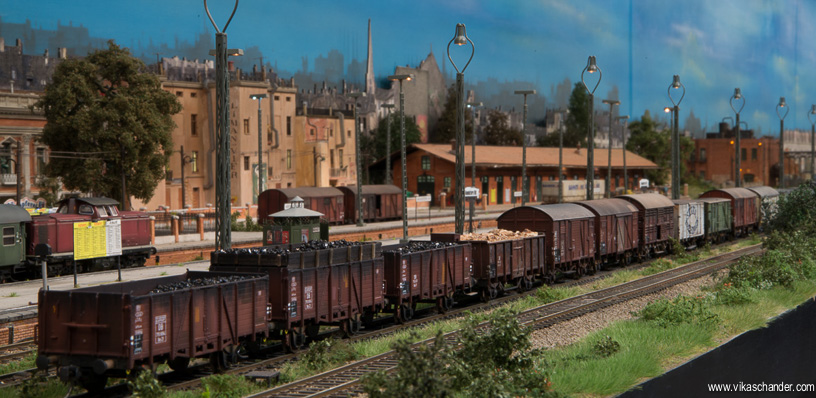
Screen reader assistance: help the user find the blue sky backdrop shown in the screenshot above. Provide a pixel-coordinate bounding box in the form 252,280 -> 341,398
1,0 -> 813,135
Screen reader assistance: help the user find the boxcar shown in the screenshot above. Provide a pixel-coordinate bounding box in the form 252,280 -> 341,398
37,271 -> 268,391
672,199 -> 705,249
258,187 -> 345,224
619,194 -> 675,258
575,199 -> 639,267
698,198 -> 732,243
382,241 -> 472,322
210,242 -> 385,348
747,186 -> 780,228
337,185 -> 403,223
700,188 -> 758,236
497,204 -> 596,278
0,205 -> 31,279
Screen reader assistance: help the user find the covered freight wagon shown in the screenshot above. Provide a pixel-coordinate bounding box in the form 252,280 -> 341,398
338,185 -> 403,223
37,271 -> 269,391
698,198 -> 732,243
210,241 -> 385,349
619,194 -> 675,258
575,199 -> 639,267
382,241 -> 472,322
700,188 -> 758,236
497,204 -> 596,279
258,187 -> 345,224
746,186 -> 780,227
672,199 -> 705,248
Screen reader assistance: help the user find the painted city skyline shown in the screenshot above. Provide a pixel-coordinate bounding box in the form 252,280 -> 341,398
1,0 -> 813,135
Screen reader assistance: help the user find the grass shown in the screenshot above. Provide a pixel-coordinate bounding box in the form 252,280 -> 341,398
0,351 -> 36,375
4,292 -> 17,298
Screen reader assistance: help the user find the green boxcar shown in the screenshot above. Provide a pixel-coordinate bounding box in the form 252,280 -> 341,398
0,204 -> 32,279
698,198 -> 731,242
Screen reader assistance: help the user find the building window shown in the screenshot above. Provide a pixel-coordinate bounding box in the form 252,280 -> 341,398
191,151 -> 198,173
190,92 -> 197,98
444,177 -> 451,188
286,96 -> 291,102
421,156 -> 431,170
347,130 -> 351,138
699,148 -> 706,162
176,91 -> 183,97
741,148 -> 747,161
751,148 -> 757,160
286,116 -> 292,136
339,149 -> 344,168
191,114 -> 197,136
274,95 -> 280,101
286,150 -> 292,169
244,119 -> 250,135
3,227 -> 14,246
330,150 -> 335,168
35,148 -> 46,175
310,128 -> 315,136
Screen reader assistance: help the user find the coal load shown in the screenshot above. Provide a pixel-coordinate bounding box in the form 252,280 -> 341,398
290,239 -> 366,252
385,241 -> 457,254
151,275 -> 253,293
211,239 -> 382,268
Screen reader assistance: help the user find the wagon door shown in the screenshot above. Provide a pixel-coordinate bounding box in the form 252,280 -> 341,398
598,217 -> 607,255
0,223 -> 24,265
616,216 -> 625,252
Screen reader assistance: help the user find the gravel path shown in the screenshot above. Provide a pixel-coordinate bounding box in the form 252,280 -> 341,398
530,270 -> 725,349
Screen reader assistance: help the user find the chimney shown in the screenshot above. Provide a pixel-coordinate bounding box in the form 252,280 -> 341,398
252,64 -> 257,76
342,79 -> 346,94
15,38 -> 22,52
302,101 -> 308,115
450,139 -> 456,152
228,61 -> 234,71
0,37 -> 4,52
261,65 -> 266,80
43,49 -> 49,65
59,47 -> 67,59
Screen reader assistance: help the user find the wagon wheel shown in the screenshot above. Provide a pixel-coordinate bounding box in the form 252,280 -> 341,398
399,304 -> 414,322
306,324 -> 321,341
210,351 -> 229,373
167,357 -> 191,373
516,278 -> 527,292
361,310 -> 376,328
479,287 -> 491,302
445,295 -> 455,310
78,373 -> 108,393
343,318 -> 361,337
524,278 -> 533,291
285,331 -> 305,352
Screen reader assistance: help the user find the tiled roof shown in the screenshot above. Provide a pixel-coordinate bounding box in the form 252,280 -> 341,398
413,144 -> 659,169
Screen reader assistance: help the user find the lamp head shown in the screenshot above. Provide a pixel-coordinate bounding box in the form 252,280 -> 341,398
250,94 -> 267,100
453,24 -> 467,46
672,75 -> 681,89
664,107 -> 671,113
811,105 -> 816,114
778,97 -> 787,107
733,88 -> 742,99
586,56 -> 598,73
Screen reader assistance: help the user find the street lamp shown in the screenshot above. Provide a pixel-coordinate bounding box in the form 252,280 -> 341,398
250,93 -> 267,201
729,88 -> 745,188
581,56 -> 601,200
205,0 -> 243,251
388,74 -> 413,242
349,92 -> 366,227
448,23 -> 475,234
602,99 -> 619,198
616,115 -> 630,192
668,75 -> 685,199
777,97 -> 788,188
515,90 -> 535,205
466,101 -> 482,233
809,105 -> 816,181
382,104 -> 395,185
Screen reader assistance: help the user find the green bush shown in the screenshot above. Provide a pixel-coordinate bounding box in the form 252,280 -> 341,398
17,374 -> 70,398
200,374 -> 258,398
362,333 -> 454,398
635,296 -> 719,329
301,339 -> 359,372
127,370 -> 166,398
722,250 -> 796,290
712,284 -> 757,305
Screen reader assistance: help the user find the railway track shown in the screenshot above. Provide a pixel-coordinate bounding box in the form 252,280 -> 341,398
249,244 -> 762,397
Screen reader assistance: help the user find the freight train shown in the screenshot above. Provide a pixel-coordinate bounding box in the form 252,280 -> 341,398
36,187 -> 777,391
0,197 -> 156,281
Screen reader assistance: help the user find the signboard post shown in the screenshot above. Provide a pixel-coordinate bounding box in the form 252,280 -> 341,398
513,191 -> 522,207
465,187 -> 480,233
73,220 -> 123,283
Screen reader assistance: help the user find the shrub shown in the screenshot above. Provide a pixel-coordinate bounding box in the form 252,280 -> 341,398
362,333 -> 454,398
200,374 -> 258,398
635,295 -> 719,329
127,370 -> 166,398
722,250 -> 796,290
301,339 -> 359,372
712,283 -> 756,305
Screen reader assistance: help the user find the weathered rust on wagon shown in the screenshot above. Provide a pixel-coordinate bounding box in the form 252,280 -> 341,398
575,199 -> 639,267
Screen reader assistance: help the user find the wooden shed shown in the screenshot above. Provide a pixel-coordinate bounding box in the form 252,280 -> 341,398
337,185 -> 403,223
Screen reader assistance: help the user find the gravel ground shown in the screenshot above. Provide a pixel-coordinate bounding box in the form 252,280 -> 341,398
530,270 -> 726,349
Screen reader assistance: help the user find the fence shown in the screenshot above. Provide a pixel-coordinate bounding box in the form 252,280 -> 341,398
146,206 -> 257,237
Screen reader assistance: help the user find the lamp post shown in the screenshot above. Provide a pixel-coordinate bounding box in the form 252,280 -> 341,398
514,90 -> 535,205
205,0 -> 243,251
777,97 -> 788,188
729,88 -> 745,188
382,104 -> 395,185
581,56 -> 601,200
809,105 -> 816,181
447,23 -> 475,234
179,146 -> 193,208
250,93 -> 267,201
602,99 -> 619,198
467,101 -> 482,233
559,109 -> 569,203
616,115 -> 630,192
349,92 -> 366,227
388,74 -> 413,242
668,75 -> 685,199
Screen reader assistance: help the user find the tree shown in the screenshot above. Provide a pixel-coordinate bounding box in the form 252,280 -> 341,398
36,41 -> 181,206
430,84 -> 472,144
360,112 -> 422,183
537,82 -> 590,147
483,109 -> 522,146
626,110 -> 694,185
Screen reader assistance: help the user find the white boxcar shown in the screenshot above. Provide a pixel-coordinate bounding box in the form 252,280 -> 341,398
673,199 -> 705,244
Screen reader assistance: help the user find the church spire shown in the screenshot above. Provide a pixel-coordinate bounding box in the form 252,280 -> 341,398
365,18 -> 375,95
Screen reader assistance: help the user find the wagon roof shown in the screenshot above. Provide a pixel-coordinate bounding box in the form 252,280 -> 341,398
746,186 -> 779,198
58,197 -> 120,206
619,193 -> 675,209
276,187 -> 344,198
697,197 -> 731,204
342,185 -> 402,195
703,188 -> 757,199
0,204 -> 31,224
672,199 -> 703,205
575,199 -> 638,216
521,203 -> 595,220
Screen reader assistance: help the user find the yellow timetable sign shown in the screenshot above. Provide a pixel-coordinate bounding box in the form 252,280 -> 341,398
74,220 -> 122,260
